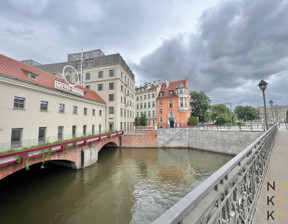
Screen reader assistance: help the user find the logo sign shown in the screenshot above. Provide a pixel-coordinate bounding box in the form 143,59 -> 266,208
62,65 -> 80,87
54,80 -> 84,96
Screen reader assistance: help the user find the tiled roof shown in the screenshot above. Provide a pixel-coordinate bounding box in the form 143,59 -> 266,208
159,78 -> 188,98
0,54 -> 106,104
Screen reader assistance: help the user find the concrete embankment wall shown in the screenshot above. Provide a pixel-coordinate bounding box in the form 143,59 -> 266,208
158,129 -> 263,155
122,130 -> 158,147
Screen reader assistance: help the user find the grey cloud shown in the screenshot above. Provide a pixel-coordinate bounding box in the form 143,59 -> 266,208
134,0 -> 288,106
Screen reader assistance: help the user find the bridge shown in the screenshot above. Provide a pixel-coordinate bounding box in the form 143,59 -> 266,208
152,124 -> 279,224
0,131 -> 123,181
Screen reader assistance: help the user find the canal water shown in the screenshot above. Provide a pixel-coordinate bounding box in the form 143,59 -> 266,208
0,148 -> 232,224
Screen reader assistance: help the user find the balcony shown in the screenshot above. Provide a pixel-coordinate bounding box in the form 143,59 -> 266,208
178,106 -> 189,112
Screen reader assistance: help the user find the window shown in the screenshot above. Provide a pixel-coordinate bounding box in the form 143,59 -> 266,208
85,85 -> 90,89
159,100 -> 162,106
109,94 -> 114,101
85,73 -> 90,80
144,95 -> 146,100
109,82 -> 114,90
59,104 -> 65,113
148,111 -> 151,117
140,103 -> 143,109
83,125 -> 87,136
140,96 -> 142,101
153,111 -> 155,117
121,85 -> 124,92
169,90 -> 174,96
14,96 -> 25,109
124,109 -> 126,117
159,92 -> 164,97
86,60 -> 94,67
120,122 -> 123,130
121,72 -> 123,79
160,117 -> 163,122
121,108 -> 123,117
98,84 -> 103,91
98,71 -> 103,78
159,109 -> 162,114
58,126 -> 63,141
92,109 -> 95,116
40,101 -> 48,111
148,102 -> 150,108
99,124 -> 102,134
73,106 -> 78,114
136,104 -> 139,109
109,107 -> 114,114
109,69 -> 114,77
144,103 -> 146,108
99,110 -> 102,116
152,102 -> 155,107
28,72 -> 38,80
169,99 -> 173,108
152,93 -> 155,98
76,63 -> 81,70
136,96 -> 139,101
11,128 -> 22,148
84,107 -> 87,115
109,122 -> 114,131
38,127 -> 46,144
180,98 -> 184,107
148,94 -> 150,99
137,112 -> 139,117
72,126 -> 77,138
92,125 -> 95,135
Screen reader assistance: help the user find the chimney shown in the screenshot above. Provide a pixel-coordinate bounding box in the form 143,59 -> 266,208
185,76 -> 188,87
166,80 -> 169,88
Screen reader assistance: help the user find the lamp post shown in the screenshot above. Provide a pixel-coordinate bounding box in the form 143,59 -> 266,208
269,100 -> 274,123
258,80 -> 268,130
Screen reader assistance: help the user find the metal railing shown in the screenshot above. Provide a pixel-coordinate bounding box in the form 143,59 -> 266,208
0,130 -> 113,152
152,124 -> 278,224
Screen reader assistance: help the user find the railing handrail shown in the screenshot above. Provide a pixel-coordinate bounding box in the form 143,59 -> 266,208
0,131 -> 123,160
152,124 -> 277,224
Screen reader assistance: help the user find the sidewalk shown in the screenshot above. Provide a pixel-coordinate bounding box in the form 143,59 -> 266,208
253,125 -> 288,223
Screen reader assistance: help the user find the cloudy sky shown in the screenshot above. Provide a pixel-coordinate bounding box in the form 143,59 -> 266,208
1,0 -> 287,108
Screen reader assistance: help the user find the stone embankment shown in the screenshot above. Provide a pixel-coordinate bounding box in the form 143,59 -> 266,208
158,129 -> 263,155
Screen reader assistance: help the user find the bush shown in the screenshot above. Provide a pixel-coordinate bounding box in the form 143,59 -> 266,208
188,117 -> 198,126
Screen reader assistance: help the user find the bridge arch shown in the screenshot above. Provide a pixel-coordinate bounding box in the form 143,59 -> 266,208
95,137 -> 120,152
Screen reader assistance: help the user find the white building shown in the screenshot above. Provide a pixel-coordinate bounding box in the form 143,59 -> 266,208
0,54 -> 106,152
135,81 -> 162,127
34,49 -> 136,132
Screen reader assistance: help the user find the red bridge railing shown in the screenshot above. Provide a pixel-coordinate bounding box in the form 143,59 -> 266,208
0,131 -> 124,168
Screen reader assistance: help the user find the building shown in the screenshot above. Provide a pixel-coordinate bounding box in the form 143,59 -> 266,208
157,77 -> 190,128
258,105 -> 288,123
135,81 -> 162,127
0,54 -> 106,152
34,49 -> 136,132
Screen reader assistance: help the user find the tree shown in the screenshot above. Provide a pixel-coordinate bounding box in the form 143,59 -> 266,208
140,114 -> 148,126
210,104 -> 231,125
190,91 -> 211,122
134,116 -> 141,126
234,105 -> 259,121
188,117 -> 198,126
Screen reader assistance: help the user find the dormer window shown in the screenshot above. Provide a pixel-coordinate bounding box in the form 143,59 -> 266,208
169,90 -> 174,96
159,92 -> 164,97
28,72 -> 38,80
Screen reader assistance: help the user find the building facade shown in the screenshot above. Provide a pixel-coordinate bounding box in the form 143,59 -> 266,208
157,77 -> 190,128
0,54 -> 106,152
135,81 -> 162,127
258,105 -> 288,123
35,49 -> 136,133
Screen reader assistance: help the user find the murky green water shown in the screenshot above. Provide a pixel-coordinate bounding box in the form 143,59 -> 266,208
0,148 -> 232,224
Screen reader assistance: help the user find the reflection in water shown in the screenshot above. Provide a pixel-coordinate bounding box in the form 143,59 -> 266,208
0,148 -> 232,224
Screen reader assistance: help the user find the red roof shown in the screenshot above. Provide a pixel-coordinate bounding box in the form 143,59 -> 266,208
0,54 -> 106,104
159,77 -> 189,98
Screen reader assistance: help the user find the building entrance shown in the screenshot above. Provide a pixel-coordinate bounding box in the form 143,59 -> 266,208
169,120 -> 174,128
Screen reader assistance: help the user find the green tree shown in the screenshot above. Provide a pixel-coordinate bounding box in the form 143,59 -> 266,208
188,117 -> 198,126
140,114 -> 148,126
234,105 -> 259,121
210,104 -> 231,125
134,116 -> 141,126
190,91 -> 211,122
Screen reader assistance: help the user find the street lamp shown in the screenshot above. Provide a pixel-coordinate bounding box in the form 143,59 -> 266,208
269,100 -> 274,123
258,80 -> 268,130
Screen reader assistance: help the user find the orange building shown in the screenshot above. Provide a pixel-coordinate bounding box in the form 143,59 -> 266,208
157,77 -> 190,128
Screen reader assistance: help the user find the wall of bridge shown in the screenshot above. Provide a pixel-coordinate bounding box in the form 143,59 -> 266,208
122,130 -> 157,147
158,129 -> 263,155
0,136 -> 120,181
